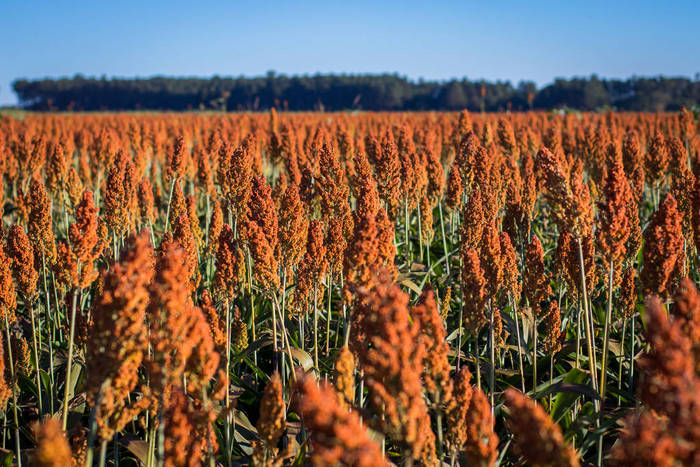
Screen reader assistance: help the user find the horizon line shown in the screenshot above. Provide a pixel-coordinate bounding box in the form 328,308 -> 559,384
12,71 -> 700,89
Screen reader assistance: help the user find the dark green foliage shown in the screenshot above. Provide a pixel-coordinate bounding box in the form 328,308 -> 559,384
12,73 -> 700,111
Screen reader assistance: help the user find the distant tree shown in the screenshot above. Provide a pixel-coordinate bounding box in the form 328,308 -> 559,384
11,74 -> 700,111
440,82 -> 469,110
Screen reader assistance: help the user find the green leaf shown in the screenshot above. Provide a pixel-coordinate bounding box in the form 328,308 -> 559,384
17,373 -> 38,400
496,438 -> 512,466
291,439 -> 307,467
232,338 -> 272,365
39,369 -> 51,403
0,451 -> 13,467
551,368 -> 589,423
241,357 -> 269,381
68,361 -> 84,394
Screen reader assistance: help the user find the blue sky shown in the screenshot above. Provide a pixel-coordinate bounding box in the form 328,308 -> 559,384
2,0 -> 699,105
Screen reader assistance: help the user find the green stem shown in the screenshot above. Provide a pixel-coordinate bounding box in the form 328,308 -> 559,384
299,317 -> 304,353
474,332 -> 482,391
618,317 -> 627,406
489,303 -> 495,415
146,426 -> 156,467
325,273 -> 332,356
4,316 -> 21,467
204,194 -> 211,250
113,435 -> 119,467
417,202 -> 423,262
575,298 -> 581,369
313,283 -> 319,370
341,273 -> 349,348
436,405 -> 444,461
404,198 -> 410,266
549,354 -> 554,408
577,239 -> 600,403
272,288 -> 278,359
41,252 -> 54,414
29,301 -> 42,417
599,261 -> 614,402
438,203 -> 450,275
272,294 -> 297,383
456,303 -> 464,371
279,270 -> 287,378
246,250 -> 257,370
98,440 -> 108,467
202,388 -> 216,467
94,171 -> 102,211
510,294 -> 526,393
62,290 -> 78,430
533,316 -> 538,394
224,300 -> 232,467
629,315 -> 635,395
85,380 -> 108,467
163,178 -> 176,232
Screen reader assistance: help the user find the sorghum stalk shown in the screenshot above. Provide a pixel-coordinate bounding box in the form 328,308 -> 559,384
163,178 -> 176,232
339,273 -> 348,347
617,317 -> 627,406
51,271 -> 63,342
280,270 -> 288,351
629,315 -> 635,388
417,203 -> 423,262
85,379 -> 109,467
40,252 -> 54,414
204,194 -> 210,249
533,314 -> 538,392
474,333 -> 482,390
201,387 -> 215,467
62,286 -> 78,430
577,239 -> 600,402
313,283 -> 319,369
438,203 -> 450,275
271,296 -> 280,371
271,293 -> 296,383
98,440 -> 108,467
576,298 -> 581,368
404,199 -> 410,265
272,288 -> 278,359
94,171 -> 102,212
225,299 -> 232,467
147,425 -> 156,467
456,301 -> 463,371
4,316 -> 20,467
489,303 -> 496,413
549,354 -> 554,408
599,260 -> 615,402
425,235 -> 431,270
299,316 -> 304,353
325,272 -> 332,356
246,249 -> 256,367
29,301 -> 42,416
509,293 -> 526,392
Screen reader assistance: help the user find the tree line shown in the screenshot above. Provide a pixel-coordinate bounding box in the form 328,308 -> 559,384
11,72 -> 700,112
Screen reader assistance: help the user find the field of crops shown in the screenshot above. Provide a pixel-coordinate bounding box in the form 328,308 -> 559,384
0,109 -> 698,466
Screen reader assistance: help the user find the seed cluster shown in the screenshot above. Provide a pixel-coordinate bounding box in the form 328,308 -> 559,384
0,109 -> 698,466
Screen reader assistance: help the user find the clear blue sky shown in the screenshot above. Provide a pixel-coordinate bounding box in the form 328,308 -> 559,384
2,0 -> 699,106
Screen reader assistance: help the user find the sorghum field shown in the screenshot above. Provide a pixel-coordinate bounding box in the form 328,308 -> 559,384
0,109 -> 698,466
